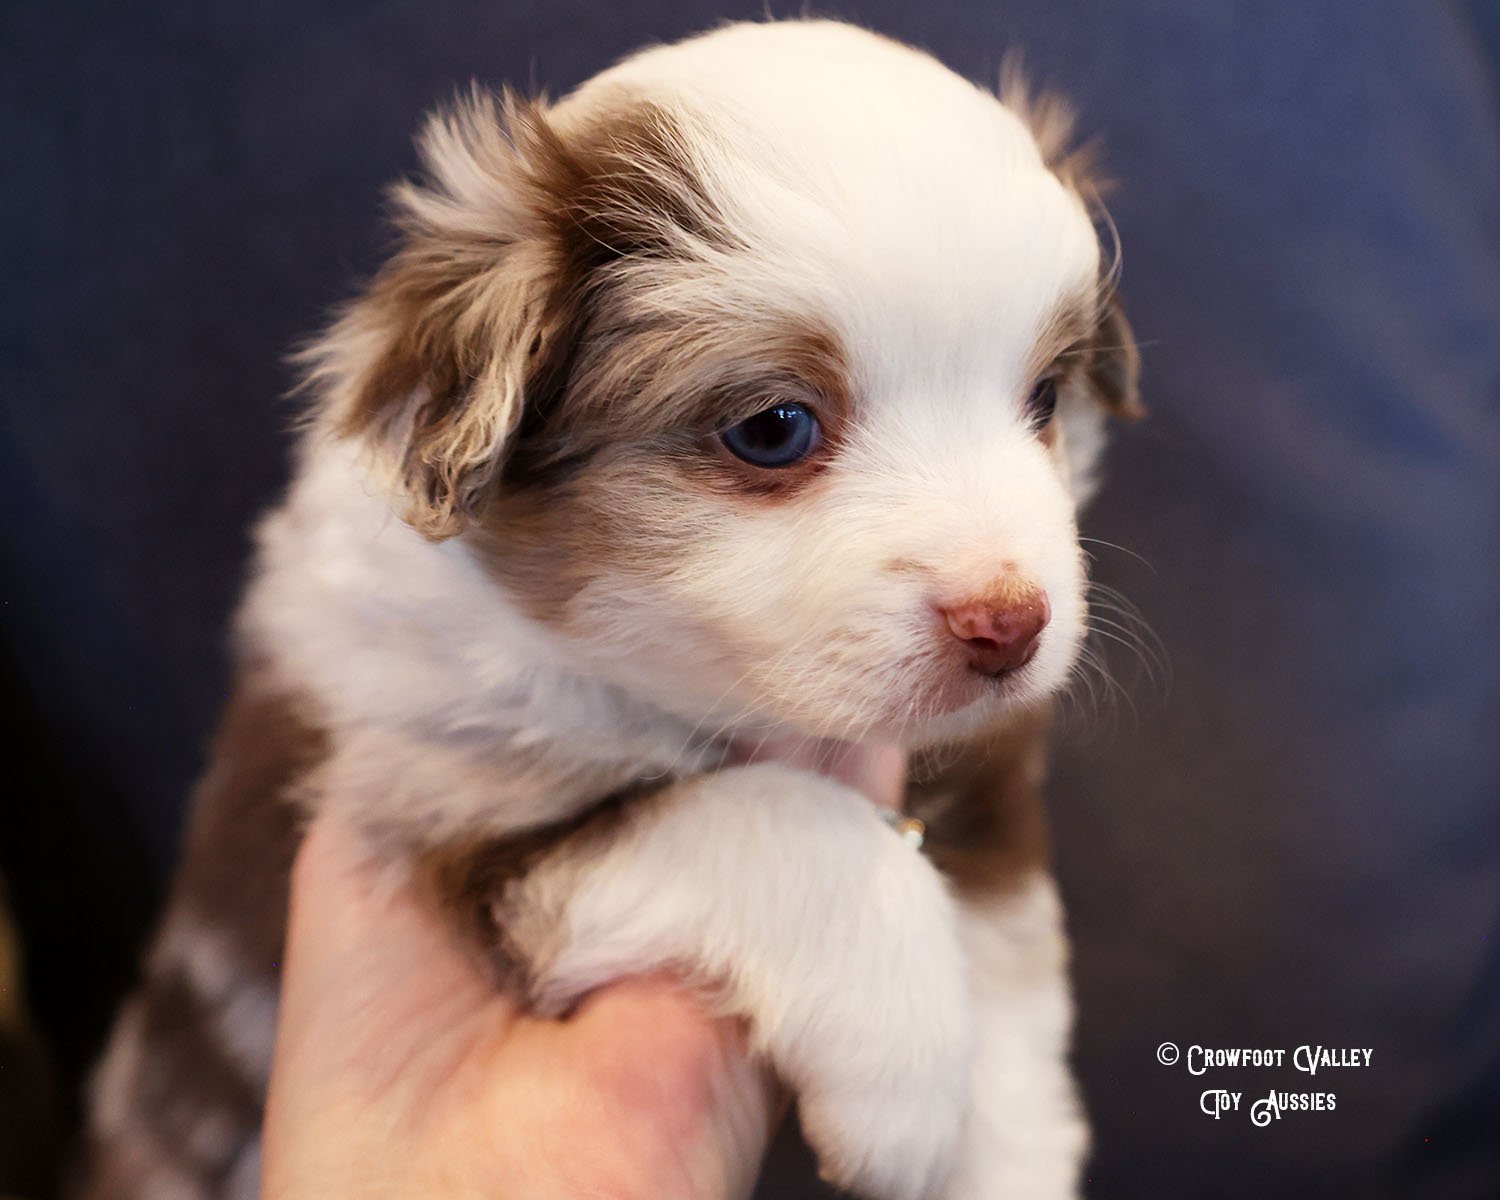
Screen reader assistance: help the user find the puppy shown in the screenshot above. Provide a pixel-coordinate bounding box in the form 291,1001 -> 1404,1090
81,19 -> 1140,1200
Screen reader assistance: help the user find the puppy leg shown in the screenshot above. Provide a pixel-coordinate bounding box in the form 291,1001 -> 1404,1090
78,683 -> 311,1200
939,874 -> 1087,1200
908,716 -> 1087,1198
497,763 -> 975,1200
80,906 -> 274,1200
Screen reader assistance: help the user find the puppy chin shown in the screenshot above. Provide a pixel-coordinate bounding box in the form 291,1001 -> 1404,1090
889,631 -> 1084,748
906,683 -> 1050,748
751,650 -> 1078,752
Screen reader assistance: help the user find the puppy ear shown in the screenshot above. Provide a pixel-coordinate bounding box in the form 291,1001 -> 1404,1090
301,89 -> 561,540
1001,64 -> 1142,423
304,86 -> 724,538
1087,293 -> 1144,421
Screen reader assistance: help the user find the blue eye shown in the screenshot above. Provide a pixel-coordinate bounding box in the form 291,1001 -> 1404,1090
1026,377 -> 1059,426
721,401 -> 822,467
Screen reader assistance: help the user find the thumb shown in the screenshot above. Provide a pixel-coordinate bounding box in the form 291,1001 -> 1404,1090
271,809 -> 515,1093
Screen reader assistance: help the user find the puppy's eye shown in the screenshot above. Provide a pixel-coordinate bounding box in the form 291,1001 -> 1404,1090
1026,377 -> 1059,427
720,401 -> 822,468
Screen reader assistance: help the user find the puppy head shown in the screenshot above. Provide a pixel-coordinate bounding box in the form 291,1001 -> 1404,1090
305,21 -> 1140,746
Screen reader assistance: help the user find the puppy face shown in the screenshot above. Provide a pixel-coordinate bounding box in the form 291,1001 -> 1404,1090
306,22 -> 1140,747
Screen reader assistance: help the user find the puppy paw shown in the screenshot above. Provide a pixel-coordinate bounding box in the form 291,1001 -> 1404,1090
799,1070 -> 968,1200
785,921 -> 972,1200
748,774 -> 973,1199
494,763 -> 975,1197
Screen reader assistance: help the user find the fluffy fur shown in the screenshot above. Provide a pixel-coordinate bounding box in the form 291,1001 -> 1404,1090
82,19 -> 1139,1200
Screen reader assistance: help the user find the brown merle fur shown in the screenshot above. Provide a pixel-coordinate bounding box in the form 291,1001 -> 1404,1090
78,679 -> 322,1199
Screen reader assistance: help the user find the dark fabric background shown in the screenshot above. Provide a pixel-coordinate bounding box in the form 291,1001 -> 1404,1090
3,2 -> 1498,1197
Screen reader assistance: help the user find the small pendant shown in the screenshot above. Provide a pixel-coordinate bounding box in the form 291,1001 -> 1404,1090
882,812 -> 926,852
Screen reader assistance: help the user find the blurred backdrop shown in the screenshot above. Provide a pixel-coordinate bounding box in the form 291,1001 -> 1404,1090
3,2 -> 1498,1197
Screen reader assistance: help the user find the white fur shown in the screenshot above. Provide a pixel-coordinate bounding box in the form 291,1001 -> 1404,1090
499,764 -> 973,1200
236,19 -> 1111,1198
943,876 -> 1089,1199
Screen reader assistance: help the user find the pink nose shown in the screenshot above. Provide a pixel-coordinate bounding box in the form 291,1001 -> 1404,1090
942,590 -> 1051,676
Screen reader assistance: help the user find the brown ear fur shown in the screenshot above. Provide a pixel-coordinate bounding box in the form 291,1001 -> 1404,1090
298,88 -> 557,539
301,86 -> 718,539
1088,294 -> 1144,421
1002,62 -> 1143,423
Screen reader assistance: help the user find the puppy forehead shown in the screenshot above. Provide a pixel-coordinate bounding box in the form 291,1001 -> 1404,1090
565,20 -> 1101,379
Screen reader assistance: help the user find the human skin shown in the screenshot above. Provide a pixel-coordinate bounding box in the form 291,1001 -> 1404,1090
261,743 -> 906,1200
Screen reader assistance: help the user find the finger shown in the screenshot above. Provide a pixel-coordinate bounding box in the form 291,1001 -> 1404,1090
727,736 -> 909,810
565,975 -> 757,1102
825,741 -> 908,810
561,977 -> 782,1200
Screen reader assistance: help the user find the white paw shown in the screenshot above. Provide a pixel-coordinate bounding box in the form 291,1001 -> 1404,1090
496,764 -> 975,1198
939,876 -> 1089,1200
779,831 -> 973,1200
800,1068 -> 969,1200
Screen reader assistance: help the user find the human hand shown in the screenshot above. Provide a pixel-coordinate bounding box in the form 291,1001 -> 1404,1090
261,811 -> 776,1200
261,740 -> 907,1199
